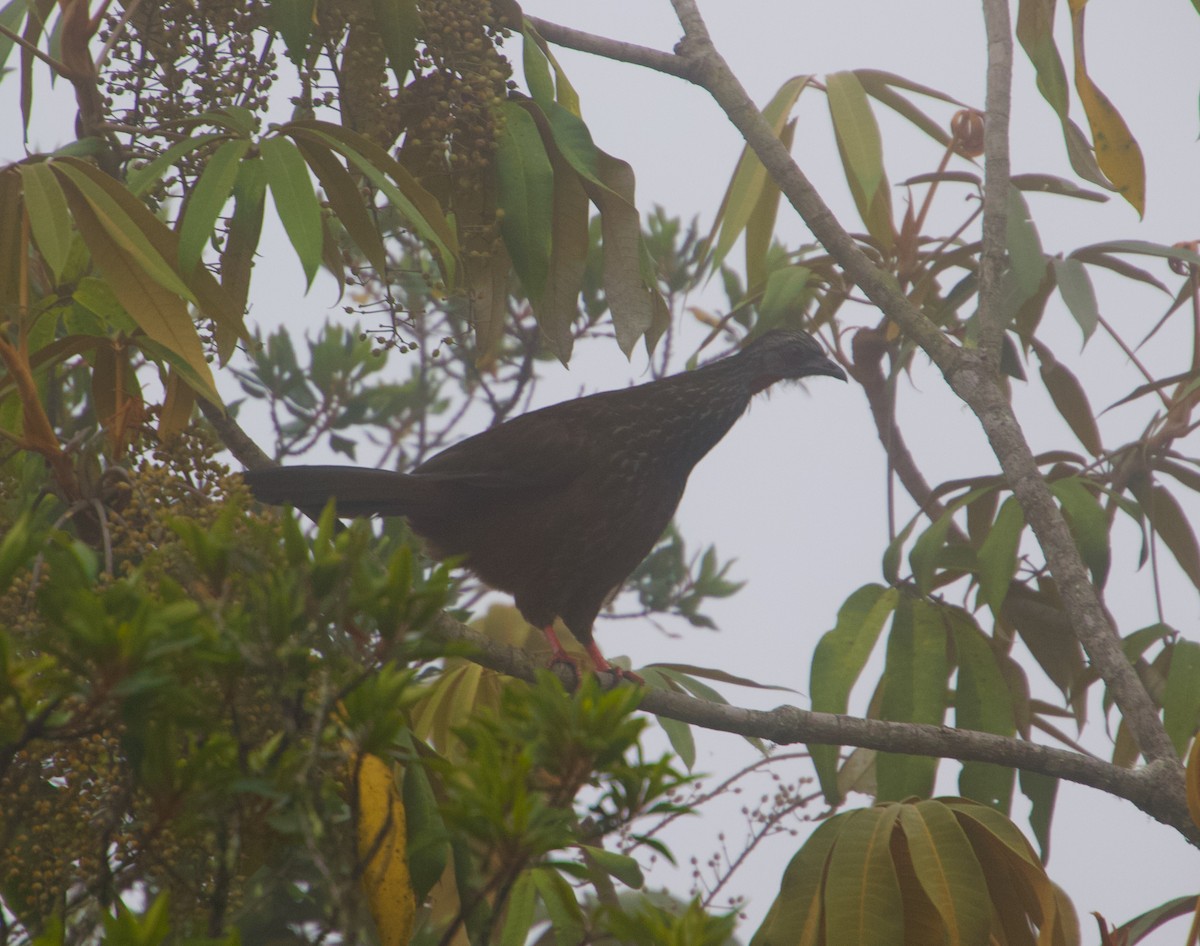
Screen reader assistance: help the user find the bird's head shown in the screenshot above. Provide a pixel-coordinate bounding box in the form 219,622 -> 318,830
738,329 -> 847,393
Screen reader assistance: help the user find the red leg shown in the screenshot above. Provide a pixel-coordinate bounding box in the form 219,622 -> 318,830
584,640 -> 644,685
541,624 -> 579,667
541,626 -> 642,684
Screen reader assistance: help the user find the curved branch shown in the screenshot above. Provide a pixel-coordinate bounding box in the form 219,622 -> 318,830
529,0 -> 1178,800
429,612 -> 1199,845
658,0 -> 1177,769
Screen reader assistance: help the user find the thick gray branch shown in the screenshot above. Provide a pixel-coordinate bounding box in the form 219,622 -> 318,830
430,613 -> 1198,844
977,0 -> 1014,359
661,0 -> 1177,767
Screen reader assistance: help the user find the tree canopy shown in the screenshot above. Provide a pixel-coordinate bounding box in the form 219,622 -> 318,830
1,1 -> 1199,944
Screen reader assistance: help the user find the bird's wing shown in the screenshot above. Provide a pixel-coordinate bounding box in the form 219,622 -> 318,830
413,400 -> 603,489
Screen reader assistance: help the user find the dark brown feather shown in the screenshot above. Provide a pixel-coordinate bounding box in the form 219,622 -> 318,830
243,330 -> 845,657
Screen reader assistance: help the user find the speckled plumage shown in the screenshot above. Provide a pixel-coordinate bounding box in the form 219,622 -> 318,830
243,330 -> 845,669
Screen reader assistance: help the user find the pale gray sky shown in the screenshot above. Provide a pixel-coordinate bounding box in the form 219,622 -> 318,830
4,1 -> 1199,940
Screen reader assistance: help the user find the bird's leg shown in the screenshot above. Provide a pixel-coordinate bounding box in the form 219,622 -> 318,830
541,626 -> 642,685
541,624 -> 579,667
584,640 -> 645,686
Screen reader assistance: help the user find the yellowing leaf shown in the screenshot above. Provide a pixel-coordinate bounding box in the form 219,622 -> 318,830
824,805 -> 904,946
355,752 -> 415,946
750,817 -> 843,946
53,160 -> 197,304
899,802 -> 991,946
1070,5 -> 1145,214
63,186 -> 221,405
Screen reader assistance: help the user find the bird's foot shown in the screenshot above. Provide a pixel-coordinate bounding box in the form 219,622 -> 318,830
540,626 -> 642,686
584,641 -> 644,686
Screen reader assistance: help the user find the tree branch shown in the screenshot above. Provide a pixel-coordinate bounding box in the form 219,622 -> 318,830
429,613 -> 1200,845
658,0 -> 1178,769
529,0 -> 1177,785
976,0 -> 1014,360
525,16 -> 689,79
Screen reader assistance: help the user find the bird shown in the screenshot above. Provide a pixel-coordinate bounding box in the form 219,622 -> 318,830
243,329 -> 846,680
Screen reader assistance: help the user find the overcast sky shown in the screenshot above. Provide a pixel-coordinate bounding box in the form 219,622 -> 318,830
515,3 -> 1200,939
5,1 -> 1200,940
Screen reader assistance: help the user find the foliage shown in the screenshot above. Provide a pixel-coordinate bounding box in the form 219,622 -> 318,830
2,0 -> 1200,944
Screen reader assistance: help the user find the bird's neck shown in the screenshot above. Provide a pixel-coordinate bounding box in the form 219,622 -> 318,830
644,360 -> 757,470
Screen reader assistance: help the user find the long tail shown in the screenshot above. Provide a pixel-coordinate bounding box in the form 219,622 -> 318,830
242,466 -> 443,518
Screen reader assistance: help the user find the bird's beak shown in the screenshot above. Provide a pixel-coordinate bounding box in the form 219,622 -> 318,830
815,359 -> 848,382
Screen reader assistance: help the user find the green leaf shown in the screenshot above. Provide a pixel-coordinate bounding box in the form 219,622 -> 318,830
1051,256 -> 1099,344
495,100 -> 554,303
218,156 -> 267,340
1006,185 -> 1047,297
52,159 -> 197,304
882,516 -> 918,586
1036,343 -> 1103,456
1163,639 -> 1200,756
531,867 -> 584,945
498,872 -> 537,946
1017,0 -> 1070,117
269,0 -> 315,62
260,135 -> 323,288
746,118 -> 795,294
758,265 -> 812,322
706,74 -> 811,272
1049,477 -> 1110,587
950,609 -> 1016,811
371,0 -> 420,86
522,23 -> 580,114
1019,768 -> 1058,863
522,24 -> 555,107
581,845 -> 644,888
827,71 -> 893,249
1131,479 -> 1200,591
178,138 -> 250,276
655,713 -> 696,771
292,136 -> 387,274
809,585 -> 899,802
975,496 -> 1025,617
0,0 -> 30,76
827,71 -> 885,211
401,746 -> 448,902
590,150 -> 654,355
287,120 -> 458,282
126,132 -> 226,197
0,513 -> 44,595
877,599 -> 948,801
59,181 -> 220,404
19,161 -> 72,280
909,486 -> 993,593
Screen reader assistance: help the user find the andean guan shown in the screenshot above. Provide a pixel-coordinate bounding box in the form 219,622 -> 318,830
243,329 -> 846,679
